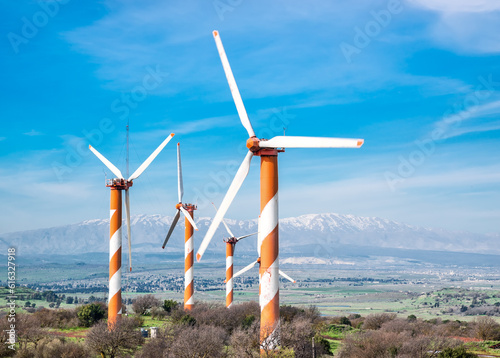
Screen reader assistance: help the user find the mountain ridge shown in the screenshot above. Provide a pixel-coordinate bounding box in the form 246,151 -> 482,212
1,213 -> 498,257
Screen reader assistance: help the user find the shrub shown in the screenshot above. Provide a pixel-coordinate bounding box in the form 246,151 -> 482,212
77,302 -> 106,327
163,299 -> 179,313
437,346 -> 478,358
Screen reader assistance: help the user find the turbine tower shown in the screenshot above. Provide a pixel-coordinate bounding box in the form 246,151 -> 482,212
196,31 -> 363,352
162,143 -> 199,310
90,133 -> 174,324
211,203 -> 257,308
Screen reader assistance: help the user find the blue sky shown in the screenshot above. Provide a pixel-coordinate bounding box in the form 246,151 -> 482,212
1,0 -> 500,235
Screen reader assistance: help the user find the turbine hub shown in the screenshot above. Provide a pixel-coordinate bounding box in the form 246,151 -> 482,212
246,136 -> 260,152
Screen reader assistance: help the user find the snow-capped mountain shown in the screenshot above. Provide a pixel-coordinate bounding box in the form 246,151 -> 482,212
0,213 -> 498,256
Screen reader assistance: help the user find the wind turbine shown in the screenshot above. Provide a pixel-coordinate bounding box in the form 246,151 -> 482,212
210,203 -> 257,308
162,143 -> 199,310
196,31 -> 363,352
89,133 -> 174,325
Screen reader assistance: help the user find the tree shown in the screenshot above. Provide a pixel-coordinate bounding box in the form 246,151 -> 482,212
132,294 -> 161,315
474,316 -> 500,340
66,296 -> 74,304
339,316 -> 352,326
15,314 -> 47,351
163,299 -> 179,313
281,317 -> 317,358
77,302 -> 106,327
229,321 -> 260,358
135,327 -> 173,358
166,325 -> 227,358
85,317 -> 144,358
362,313 -> 397,330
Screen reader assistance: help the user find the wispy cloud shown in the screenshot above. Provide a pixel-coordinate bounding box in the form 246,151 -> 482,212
23,129 -> 43,136
435,99 -> 500,139
409,0 -> 500,13
169,115 -> 235,135
409,0 -> 500,53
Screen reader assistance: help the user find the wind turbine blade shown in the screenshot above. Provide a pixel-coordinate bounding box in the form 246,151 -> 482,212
235,232 -> 258,242
196,151 -> 253,262
212,30 -> 255,138
260,136 -> 364,149
279,270 -> 296,283
211,202 -> 234,238
128,133 -> 175,181
180,206 -> 199,231
125,190 -> 132,272
162,210 -> 181,248
177,143 -> 183,203
89,145 -> 124,179
234,260 -> 258,278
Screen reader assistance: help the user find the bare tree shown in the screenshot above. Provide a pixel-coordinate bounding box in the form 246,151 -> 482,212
15,314 -> 47,351
135,326 -> 174,358
132,295 -> 161,315
281,317 -> 316,358
165,324 -> 227,358
229,321 -> 260,358
362,313 -> 397,330
473,316 -> 500,340
85,317 -> 144,358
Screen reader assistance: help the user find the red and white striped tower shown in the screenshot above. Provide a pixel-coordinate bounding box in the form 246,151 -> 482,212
183,204 -> 196,310
196,30 -> 364,356
162,143 -> 199,311
211,202 -> 257,309
107,179 -> 132,325
258,152 -> 280,350
89,134 -> 174,327
225,238 -> 236,308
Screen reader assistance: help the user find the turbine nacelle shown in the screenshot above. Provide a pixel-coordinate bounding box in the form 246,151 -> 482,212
106,178 -> 133,189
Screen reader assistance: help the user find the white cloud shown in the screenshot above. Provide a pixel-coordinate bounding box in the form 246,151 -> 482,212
435,98 -> 500,139
409,0 -> 500,53
409,0 -> 500,13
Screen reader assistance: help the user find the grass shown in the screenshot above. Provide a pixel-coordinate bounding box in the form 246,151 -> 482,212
46,326 -> 89,343
464,340 -> 500,357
